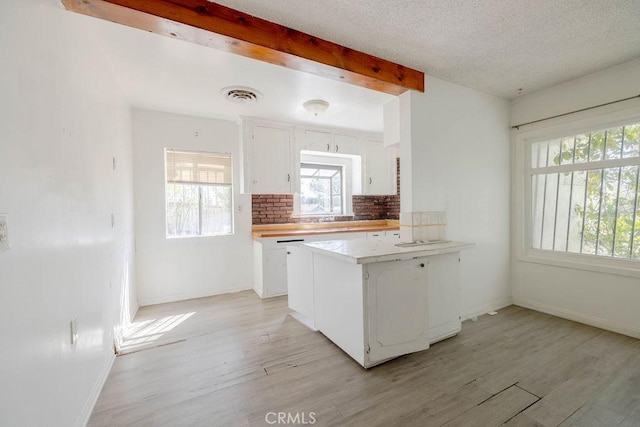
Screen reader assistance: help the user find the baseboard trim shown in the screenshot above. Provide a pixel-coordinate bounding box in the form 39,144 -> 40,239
130,301 -> 139,322
76,352 -> 115,427
253,284 -> 264,299
289,312 -> 317,331
513,297 -> 640,340
462,297 -> 513,321
138,285 -> 253,307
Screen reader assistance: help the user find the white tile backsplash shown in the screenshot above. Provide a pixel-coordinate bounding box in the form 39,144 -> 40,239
399,211 -> 447,243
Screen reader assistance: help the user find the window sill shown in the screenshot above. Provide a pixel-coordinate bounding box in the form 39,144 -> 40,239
166,232 -> 234,239
517,249 -> 640,279
291,215 -> 354,221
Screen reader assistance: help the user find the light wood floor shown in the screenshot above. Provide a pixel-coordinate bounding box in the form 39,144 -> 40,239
89,291 -> 640,426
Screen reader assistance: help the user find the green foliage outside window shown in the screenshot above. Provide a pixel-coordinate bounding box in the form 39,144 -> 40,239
532,123 -> 640,260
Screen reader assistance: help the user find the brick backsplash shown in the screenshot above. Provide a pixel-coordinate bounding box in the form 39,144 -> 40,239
351,195 -> 399,221
251,195 -> 294,224
252,158 -> 400,225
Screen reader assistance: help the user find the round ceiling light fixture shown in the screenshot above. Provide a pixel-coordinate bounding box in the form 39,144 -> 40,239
303,99 -> 330,117
221,86 -> 262,105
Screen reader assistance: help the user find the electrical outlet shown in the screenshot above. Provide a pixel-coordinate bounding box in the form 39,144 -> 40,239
0,214 -> 9,251
70,318 -> 78,346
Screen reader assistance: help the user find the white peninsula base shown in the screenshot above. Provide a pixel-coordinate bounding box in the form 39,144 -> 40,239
287,239 -> 473,368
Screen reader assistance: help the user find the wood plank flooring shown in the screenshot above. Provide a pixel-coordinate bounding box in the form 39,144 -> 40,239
89,291 -> 640,426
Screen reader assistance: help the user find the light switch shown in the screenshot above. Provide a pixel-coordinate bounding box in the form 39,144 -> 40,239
0,214 -> 9,251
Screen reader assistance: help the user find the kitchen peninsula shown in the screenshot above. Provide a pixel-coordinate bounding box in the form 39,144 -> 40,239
287,239 -> 474,368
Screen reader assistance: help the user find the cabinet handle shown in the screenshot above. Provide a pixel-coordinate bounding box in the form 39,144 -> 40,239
287,251 -> 291,255
369,177 -> 372,185
326,143 -> 330,151
420,263 -> 425,268
287,174 -> 290,182
335,144 -> 339,152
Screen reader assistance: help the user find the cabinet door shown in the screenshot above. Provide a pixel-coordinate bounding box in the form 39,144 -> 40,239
263,248 -> 288,297
304,131 -> 360,155
248,124 -> 292,193
333,133 -> 360,155
367,259 -> 429,363
365,141 -> 396,195
286,246 -> 314,321
427,253 -> 461,343
304,129 -> 332,152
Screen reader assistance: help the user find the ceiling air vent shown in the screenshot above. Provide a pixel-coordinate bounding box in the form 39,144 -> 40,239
221,86 -> 262,104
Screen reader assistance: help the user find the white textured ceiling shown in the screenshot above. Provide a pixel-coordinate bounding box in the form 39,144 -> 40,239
84,0 -> 640,133
93,17 -> 392,132
211,0 -> 640,99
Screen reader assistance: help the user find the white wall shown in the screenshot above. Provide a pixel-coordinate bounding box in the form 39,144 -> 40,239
133,109 -> 253,305
511,59 -> 640,338
511,58 -> 640,127
401,76 -> 513,318
0,2 -> 135,426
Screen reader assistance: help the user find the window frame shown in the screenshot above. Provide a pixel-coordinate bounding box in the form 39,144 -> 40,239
299,162 -> 345,216
515,102 -> 640,278
164,149 -> 234,238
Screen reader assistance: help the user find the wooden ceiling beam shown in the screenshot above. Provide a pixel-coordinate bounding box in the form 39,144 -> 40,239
61,0 -> 424,95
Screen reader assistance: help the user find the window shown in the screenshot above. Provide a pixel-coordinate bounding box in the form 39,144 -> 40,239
165,150 -> 233,237
300,163 -> 343,215
529,122 -> 640,259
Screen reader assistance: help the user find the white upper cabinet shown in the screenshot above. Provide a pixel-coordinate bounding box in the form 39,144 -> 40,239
304,129 -> 360,155
364,139 -> 397,195
241,118 -> 396,196
243,120 -> 293,194
333,133 -> 360,155
304,129 -> 332,152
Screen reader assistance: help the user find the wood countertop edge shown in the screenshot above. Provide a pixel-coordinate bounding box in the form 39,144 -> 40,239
252,221 -> 399,239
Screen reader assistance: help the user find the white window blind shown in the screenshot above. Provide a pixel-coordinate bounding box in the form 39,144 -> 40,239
166,151 -> 232,185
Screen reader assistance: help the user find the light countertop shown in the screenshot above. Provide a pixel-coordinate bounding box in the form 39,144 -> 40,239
301,239 -> 474,264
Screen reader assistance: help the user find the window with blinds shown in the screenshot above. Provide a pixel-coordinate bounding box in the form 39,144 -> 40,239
165,150 -> 233,237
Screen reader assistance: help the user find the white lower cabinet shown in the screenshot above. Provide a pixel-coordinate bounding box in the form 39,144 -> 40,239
367,230 -> 400,239
388,230 -> 401,239
254,231 -> 370,298
366,230 -> 386,238
426,252 -> 462,343
253,241 -> 291,298
289,248 -> 463,368
366,259 -> 429,363
286,246 -> 314,324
